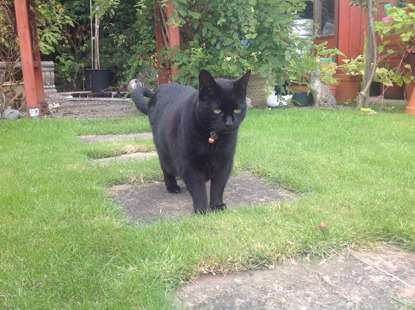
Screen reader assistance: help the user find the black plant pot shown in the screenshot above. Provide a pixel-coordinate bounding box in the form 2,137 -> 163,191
292,91 -> 313,107
84,69 -> 110,93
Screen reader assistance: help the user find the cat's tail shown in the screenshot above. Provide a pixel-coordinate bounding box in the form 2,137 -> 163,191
132,86 -> 154,115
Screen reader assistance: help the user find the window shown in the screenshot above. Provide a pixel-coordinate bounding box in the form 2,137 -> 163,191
314,0 -> 336,36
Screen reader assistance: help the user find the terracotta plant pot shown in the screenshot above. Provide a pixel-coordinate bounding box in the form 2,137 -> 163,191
326,84 -> 337,98
405,79 -> 414,100
334,74 -> 362,104
406,85 -> 415,115
290,83 -> 308,93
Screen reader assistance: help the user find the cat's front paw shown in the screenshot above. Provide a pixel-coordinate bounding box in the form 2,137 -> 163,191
195,208 -> 208,215
167,185 -> 181,194
211,203 -> 227,212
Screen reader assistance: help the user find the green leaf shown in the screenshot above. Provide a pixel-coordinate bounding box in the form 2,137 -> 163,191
403,75 -> 412,84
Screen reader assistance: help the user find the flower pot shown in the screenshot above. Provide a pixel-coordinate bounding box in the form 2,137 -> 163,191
405,79 -> 414,100
84,69 -> 110,93
334,74 -> 362,104
405,84 -> 415,115
326,84 -> 337,98
290,83 -> 308,93
292,91 -> 313,107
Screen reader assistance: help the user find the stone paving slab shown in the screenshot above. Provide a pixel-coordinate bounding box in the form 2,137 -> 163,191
110,173 -> 295,224
79,132 -> 153,144
92,152 -> 158,165
173,245 -> 415,310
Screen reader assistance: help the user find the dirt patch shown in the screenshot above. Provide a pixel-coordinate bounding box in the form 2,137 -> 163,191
110,173 -> 295,224
45,93 -> 139,119
173,245 -> 415,309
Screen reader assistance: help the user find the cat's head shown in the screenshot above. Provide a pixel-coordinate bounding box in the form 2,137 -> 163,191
197,69 -> 251,133
308,70 -> 320,79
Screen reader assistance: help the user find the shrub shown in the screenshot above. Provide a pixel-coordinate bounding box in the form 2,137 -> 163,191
136,0 -> 310,88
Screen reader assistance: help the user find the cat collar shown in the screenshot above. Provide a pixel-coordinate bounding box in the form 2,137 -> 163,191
209,131 -> 219,144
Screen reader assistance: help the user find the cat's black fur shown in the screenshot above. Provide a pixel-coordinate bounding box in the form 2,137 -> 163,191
132,70 -> 251,213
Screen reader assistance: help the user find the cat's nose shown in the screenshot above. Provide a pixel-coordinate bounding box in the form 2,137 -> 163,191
225,115 -> 234,127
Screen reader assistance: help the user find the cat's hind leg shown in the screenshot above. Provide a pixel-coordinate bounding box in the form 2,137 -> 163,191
163,171 -> 181,194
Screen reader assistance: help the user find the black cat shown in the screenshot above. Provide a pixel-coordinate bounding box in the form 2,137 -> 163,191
132,69 -> 251,213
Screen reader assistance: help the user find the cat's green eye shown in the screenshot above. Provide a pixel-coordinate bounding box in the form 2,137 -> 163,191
213,109 -> 222,114
234,108 -> 241,114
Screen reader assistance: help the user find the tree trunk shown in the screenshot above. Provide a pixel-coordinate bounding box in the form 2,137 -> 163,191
356,0 -> 377,109
94,14 -> 100,69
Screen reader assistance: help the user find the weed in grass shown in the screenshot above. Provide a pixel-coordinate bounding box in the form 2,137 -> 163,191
81,139 -> 155,159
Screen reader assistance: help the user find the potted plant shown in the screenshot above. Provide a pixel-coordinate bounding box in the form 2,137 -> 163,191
312,41 -> 365,104
335,55 -> 365,104
286,51 -> 316,106
84,0 -> 119,93
286,43 -> 341,106
319,59 -> 339,97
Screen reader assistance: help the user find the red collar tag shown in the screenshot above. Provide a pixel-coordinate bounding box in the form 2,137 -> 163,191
209,131 -> 218,144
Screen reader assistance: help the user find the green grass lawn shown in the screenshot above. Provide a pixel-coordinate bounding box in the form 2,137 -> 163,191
1,106 -> 414,309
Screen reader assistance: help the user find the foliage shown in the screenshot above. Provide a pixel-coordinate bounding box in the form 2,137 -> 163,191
136,0 -> 309,88
89,0 -> 120,69
287,42 -> 344,85
0,1 -> 19,61
1,0 -> 74,58
338,55 -> 365,77
286,46 -> 319,85
33,0 -> 75,55
1,0 -> 23,110
55,54 -> 84,88
0,0 -> 21,85
92,0 -> 120,19
52,0 -> 148,89
98,0 -> 157,85
374,3 -> 415,87
375,4 -> 415,52
1,0 -> 77,94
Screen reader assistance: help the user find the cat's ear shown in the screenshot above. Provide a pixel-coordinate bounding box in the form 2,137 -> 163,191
199,70 -> 217,99
235,70 -> 251,94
